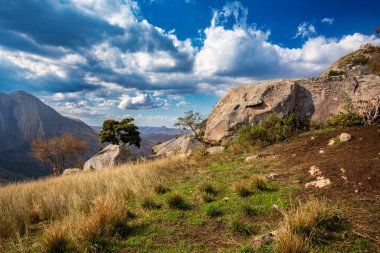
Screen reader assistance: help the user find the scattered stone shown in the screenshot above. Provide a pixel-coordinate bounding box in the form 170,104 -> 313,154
245,155 -> 258,163
305,178 -> 331,188
328,139 -> 335,146
62,168 -> 82,176
266,173 -> 280,179
253,232 -> 276,248
319,149 -> 325,154
292,154 -> 297,157
341,175 -> 348,181
339,133 -> 352,142
272,204 -> 279,210
309,165 -> 322,177
340,168 -> 346,173
310,136 -> 315,140
206,146 -> 225,154
223,197 -> 230,202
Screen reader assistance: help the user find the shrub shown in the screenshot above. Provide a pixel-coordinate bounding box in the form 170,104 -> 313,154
153,183 -> 169,194
205,204 -> 223,217
40,225 -> 76,253
202,193 -> 216,203
326,94 -> 365,128
328,69 -> 345,77
250,175 -> 270,192
141,196 -> 161,210
275,198 -> 345,252
77,198 -> 131,249
241,204 -> 259,217
198,182 -> 217,195
235,182 -> 251,197
230,219 -> 257,236
237,113 -> 302,147
166,193 -> 191,210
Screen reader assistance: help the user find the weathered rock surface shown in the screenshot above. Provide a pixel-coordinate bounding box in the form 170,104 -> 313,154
206,146 -> 225,154
62,168 -> 82,176
339,133 -> 352,142
152,134 -> 205,157
204,45 -> 380,145
83,144 -> 130,171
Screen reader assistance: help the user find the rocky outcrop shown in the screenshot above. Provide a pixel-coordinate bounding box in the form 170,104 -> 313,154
206,146 -> 225,154
204,45 -> 380,145
83,144 -> 130,171
152,134 -> 205,157
62,168 -> 82,176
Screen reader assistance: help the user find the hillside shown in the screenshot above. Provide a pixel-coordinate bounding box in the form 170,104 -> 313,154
0,91 -> 100,182
0,125 -> 379,252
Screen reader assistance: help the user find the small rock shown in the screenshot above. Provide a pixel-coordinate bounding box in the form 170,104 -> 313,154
245,155 -> 258,163
253,232 -> 276,248
339,133 -> 351,142
328,139 -> 335,146
62,168 -> 82,176
292,154 -> 297,157
266,173 -> 280,179
206,146 -> 225,154
223,197 -> 230,202
305,178 -> 331,188
309,165 -> 322,177
319,149 -> 325,154
272,204 -> 279,210
310,136 -> 315,140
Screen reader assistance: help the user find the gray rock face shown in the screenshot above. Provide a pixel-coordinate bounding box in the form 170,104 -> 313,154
152,134 -> 205,157
204,73 -> 380,145
83,144 -> 130,171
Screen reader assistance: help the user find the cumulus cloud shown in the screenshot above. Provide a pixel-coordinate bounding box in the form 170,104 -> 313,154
294,22 -> 317,38
118,93 -> 166,109
321,18 -> 335,25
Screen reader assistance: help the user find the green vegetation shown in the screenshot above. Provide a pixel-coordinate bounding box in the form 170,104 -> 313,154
99,118 -> 141,147
328,69 -> 346,77
326,94 -> 365,128
237,113 -> 303,146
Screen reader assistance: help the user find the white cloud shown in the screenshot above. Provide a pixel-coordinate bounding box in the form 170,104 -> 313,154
176,100 -> 187,107
294,22 -> 317,38
321,18 -> 335,25
118,93 -> 165,109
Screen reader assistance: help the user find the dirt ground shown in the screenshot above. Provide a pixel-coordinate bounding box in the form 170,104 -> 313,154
265,125 -> 380,245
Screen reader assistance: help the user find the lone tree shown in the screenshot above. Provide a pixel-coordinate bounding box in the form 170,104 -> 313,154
31,135 -> 88,176
99,118 -> 141,148
174,110 -> 204,137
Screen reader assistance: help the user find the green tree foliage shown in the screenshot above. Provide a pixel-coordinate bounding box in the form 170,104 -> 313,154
174,110 -> 204,137
99,118 -> 141,148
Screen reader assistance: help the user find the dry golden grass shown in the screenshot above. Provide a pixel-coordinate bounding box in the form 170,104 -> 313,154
0,155 -> 189,245
275,198 -> 343,253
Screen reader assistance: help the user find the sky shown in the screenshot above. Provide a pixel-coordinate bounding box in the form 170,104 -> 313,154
0,0 -> 379,127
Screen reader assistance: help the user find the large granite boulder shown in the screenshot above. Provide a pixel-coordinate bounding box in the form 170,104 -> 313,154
204,45 -> 380,145
83,144 -> 130,171
152,134 -> 205,157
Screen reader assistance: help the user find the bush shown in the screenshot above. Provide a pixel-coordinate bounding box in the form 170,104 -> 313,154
141,196 -> 161,210
230,219 -> 257,236
153,183 -> 169,194
40,226 -> 76,253
237,113 -> 302,147
275,198 -> 345,252
328,69 -> 346,77
250,175 -> 270,192
166,193 -> 191,210
235,182 -> 251,197
202,193 -> 216,203
205,204 -> 223,217
241,204 -> 259,217
326,94 -> 365,128
198,182 -> 217,195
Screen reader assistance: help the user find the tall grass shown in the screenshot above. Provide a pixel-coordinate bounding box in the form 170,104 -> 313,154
0,156 -> 189,244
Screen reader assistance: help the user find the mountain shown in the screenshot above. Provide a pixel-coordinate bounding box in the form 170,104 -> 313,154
0,91 -> 100,182
204,44 -> 380,144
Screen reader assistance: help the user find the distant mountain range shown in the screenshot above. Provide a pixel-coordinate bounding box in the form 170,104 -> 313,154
0,91 -> 100,183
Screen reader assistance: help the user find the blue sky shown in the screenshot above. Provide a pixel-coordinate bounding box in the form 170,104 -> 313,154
0,0 -> 379,126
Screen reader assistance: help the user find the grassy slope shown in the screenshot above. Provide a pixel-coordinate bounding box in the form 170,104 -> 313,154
0,127 -> 379,252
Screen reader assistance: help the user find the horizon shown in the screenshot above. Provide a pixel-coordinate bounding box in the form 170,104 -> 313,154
0,0 -> 379,126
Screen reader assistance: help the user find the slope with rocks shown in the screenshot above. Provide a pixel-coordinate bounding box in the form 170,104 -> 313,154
204,44 -> 380,145
0,91 -> 100,181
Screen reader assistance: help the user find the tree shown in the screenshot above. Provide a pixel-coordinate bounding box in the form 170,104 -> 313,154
31,135 -> 88,176
99,118 -> 141,148
174,110 -> 204,137
376,26 -> 380,36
